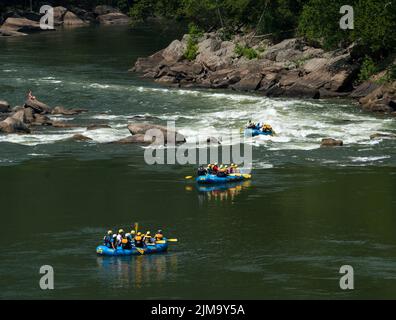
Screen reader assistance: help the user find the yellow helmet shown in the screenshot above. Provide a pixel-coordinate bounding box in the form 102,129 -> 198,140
131,230 -> 136,235
146,231 -> 151,235
137,232 -> 142,236
107,230 -> 113,235
118,229 -> 124,234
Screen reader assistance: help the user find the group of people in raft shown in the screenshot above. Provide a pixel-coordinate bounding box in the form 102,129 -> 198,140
246,120 -> 275,135
197,163 -> 241,178
103,229 -> 165,250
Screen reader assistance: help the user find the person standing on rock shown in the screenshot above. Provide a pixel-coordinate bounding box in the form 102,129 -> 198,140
27,90 -> 36,101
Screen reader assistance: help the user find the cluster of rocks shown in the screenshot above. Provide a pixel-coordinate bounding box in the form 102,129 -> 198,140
0,5 -> 130,37
0,98 -> 87,134
0,97 -> 187,145
132,32 -> 396,115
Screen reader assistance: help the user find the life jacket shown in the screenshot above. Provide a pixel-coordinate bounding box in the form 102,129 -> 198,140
135,235 -> 143,242
121,239 -> 128,244
155,234 -> 164,240
212,165 -> 219,173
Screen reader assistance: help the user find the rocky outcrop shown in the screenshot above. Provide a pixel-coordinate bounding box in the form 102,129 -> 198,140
321,138 -> 344,147
97,13 -> 129,25
24,99 -> 52,114
0,100 -> 10,113
0,110 -> 31,134
359,82 -> 396,113
128,123 -> 186,144
63,12 -> 87,26
0,17 -> 41,36
131,33 -> 360,101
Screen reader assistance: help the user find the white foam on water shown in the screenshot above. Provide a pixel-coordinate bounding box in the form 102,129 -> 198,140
349,156 -> 391,163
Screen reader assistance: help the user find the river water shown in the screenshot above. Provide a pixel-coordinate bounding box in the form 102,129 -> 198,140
0,25 -> 396,299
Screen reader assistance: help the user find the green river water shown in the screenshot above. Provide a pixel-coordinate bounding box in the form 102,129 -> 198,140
0,25 -> 396,299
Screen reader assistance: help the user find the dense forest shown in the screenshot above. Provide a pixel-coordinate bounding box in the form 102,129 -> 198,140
1,1 -> 395,65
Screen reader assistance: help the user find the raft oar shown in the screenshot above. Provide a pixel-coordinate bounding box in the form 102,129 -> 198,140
136,248 -> 145,255
185,176 -> 193,180
134,222 -> 139,233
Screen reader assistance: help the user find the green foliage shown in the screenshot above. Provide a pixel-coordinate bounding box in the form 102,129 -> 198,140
354,0 -> 396,55
235,44 -> 258,60
298,0 -> 350,49
298,0 -> 396,55
358,56 -> 377,82
184,36 -> 199,61
183,24 -> 203,61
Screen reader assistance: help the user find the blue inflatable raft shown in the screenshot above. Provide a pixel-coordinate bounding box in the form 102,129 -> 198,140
245,128 -> 274,137
96,240 -> 169,257
196,173 -> 252,184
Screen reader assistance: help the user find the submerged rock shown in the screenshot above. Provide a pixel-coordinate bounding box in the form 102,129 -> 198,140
370,133 -> 396,140
69,134 -> 93,141
52,106 -> 88,116
321,138 -> 344,147
113,135 -> 153,145
127,123 -> 186,144
87,124 -> 112,130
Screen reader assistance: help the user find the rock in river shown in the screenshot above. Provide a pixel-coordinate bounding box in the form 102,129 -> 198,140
127,123 -> 186,144
321,138 -> 344,147
0,110 -> 31,134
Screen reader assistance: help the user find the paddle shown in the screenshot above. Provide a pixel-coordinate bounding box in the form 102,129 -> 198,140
156,239 -> 178,244
134,222 -> 138,233
136,248 -> 145,255
185,176 -> 193,180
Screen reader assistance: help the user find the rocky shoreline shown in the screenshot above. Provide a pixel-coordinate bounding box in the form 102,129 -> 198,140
131,32 -> 396,115
0,5 -> 129,37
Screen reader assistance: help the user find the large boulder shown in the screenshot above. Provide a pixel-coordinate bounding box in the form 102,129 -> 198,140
232,73 -> 263,91
63,12 -> 87,26
24,99 -> 52,114
0,17 -> 41,36
162,40 -> 187,63
0,110 -> 30,134
127,123 -> 186,144
196,39 -> 235,71
321,138 -> 343,147
97,13 -> 130,25
0,100 -> 10,113
53,6 -> 68,25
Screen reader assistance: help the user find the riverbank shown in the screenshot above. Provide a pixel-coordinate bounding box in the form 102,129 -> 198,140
131,31 -> 396,115
0,5 -> 129,37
